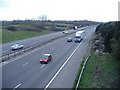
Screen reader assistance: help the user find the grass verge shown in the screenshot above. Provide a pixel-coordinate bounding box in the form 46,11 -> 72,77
79,51 -> 119,88
2,30 -> 53,44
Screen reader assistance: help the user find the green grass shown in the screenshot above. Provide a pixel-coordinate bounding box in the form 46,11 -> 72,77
1,21 -> 72,44
2,30 -> 52,44
79,51 -> 119,88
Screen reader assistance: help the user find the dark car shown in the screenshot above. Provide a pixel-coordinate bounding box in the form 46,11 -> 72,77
40,54 -> 52,64
67,37 -> 72,42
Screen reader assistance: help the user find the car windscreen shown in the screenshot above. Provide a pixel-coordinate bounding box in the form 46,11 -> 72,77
42,55 -> 48,59
75,36 -> 81,38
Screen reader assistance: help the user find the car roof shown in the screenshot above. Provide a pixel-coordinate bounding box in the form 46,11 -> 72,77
44,54 -> 51,56
14,43 -> 23,45
12,43 -> 21,45
11,44 -> 19,46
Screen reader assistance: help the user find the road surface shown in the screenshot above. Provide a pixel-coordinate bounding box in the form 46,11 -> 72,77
1,29 -> 75,56
2,25 -> 97,89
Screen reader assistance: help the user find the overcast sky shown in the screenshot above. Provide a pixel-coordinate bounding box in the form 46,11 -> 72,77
0,0 -> 119,22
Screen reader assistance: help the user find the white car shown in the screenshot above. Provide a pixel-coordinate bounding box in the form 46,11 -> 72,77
11,44 -> 23,50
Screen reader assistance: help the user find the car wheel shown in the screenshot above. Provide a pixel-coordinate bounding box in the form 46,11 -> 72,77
40,62 -> 44,64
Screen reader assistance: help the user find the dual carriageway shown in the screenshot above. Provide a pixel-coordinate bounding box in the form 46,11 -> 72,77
1,25 -> 97,89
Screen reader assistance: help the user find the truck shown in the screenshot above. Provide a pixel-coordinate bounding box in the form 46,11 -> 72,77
74,30 -> 85,42
73,26 -> 77,30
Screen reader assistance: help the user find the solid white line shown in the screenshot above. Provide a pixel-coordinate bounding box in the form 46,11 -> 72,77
40,64 -> 45,68
22,62 -> 29,66
13,84 -> 21,90
44,31 -> 93,89
44,42 -> 81,89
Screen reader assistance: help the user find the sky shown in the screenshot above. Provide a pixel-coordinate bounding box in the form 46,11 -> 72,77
0,0 -> 119,22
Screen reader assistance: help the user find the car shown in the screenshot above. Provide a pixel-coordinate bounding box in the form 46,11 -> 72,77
11,44 -> 23,50
67,37 -> 72,42
73,26 -> 77,30
40,54 -> 52,64
62,31 -> 68,34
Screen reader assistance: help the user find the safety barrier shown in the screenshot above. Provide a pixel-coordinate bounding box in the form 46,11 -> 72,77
0,31 -> 76,63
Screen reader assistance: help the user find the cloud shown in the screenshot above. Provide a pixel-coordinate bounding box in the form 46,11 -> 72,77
0,0 -> 119,21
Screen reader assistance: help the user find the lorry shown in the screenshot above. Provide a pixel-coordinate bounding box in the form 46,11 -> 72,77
74,30 -> 85,42
73,26 -> 77,30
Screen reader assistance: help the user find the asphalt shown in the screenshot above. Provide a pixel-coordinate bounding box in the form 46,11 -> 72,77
2,25 -> 97,88
1,29 -> 75,56
48,26 -> 95,88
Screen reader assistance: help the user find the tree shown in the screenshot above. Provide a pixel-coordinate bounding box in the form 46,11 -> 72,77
38,15 -> 48,30
39,15 -> 48,21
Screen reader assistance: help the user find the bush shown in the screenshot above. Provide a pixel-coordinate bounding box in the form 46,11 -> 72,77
96,21 -> 120,60
7,26 -> 17,31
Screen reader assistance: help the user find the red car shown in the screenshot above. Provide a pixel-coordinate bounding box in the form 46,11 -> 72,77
40,54 -> 52,64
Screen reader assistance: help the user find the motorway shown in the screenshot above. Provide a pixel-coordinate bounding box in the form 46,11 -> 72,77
2,25 -> 97,89
1,29 -> 76,56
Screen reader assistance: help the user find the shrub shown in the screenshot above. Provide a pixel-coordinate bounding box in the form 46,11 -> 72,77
7,26 -> 17,31
96,21 -> 120,60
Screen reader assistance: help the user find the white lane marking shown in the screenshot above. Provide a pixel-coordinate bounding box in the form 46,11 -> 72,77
40,64 -> 45,68
22,62 -> 29,66
44,31 -> 93,89
13,84 -> 21,90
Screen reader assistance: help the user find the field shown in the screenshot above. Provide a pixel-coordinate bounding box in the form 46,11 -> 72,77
1,21 -> 71,44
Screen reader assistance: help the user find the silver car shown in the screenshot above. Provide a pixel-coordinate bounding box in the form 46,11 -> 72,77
11,44 -> 23,50
67,37 -> 72,42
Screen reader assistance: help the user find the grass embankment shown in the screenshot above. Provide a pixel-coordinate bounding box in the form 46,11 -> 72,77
2,30 -> 52,44
79,51 -> 119,88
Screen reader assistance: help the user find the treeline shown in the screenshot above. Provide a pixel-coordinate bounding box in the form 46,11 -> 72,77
2,20 -> 99,27
95,21 -> 120,59
2,20 -> 100,32
2,20 -> 71,32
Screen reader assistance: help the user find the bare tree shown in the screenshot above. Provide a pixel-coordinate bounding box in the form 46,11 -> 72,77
39,15 -> 48,21
38,15 -> 48,30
